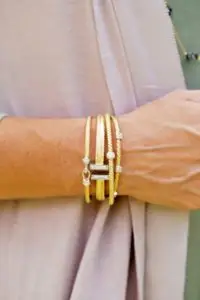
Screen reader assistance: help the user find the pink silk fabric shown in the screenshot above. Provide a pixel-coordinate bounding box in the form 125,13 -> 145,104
0,1 -> 188,299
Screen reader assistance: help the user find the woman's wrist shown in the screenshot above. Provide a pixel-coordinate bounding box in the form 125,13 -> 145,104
80,114 -> 127,200
0,114 -> 128,200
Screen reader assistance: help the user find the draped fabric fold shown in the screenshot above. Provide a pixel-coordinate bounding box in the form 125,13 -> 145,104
0,0 -> 188,299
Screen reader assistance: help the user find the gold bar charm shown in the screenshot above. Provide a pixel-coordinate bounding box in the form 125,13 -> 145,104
90,164 -> 109,171
91,174 -> 109,181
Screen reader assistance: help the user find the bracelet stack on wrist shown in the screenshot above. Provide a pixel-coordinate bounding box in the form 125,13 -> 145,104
82,114 -> 123,205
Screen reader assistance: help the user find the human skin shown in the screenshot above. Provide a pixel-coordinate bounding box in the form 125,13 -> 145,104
0,90 -> 199,209
120,90 -> 200,209
0,116 -> 87,199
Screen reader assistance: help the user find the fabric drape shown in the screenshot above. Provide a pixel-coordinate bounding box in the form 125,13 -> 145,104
0,1 -> 188,299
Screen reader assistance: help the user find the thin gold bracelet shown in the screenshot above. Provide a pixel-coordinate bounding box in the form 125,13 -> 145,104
105,113 -> 115,205
82,116 -> 91,203
95,115 -> 106,201
111,116 -> 123,198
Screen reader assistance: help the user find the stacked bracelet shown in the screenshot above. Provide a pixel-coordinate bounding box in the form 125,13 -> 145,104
105,113 -> 115,205
82,114 -> 122,205
82,116 -> 92,203
93,115 -> 106,201
111,116 -> 123,199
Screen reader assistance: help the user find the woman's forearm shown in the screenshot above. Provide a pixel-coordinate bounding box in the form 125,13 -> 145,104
1,90 -> 200,209
0,117 -> 93,199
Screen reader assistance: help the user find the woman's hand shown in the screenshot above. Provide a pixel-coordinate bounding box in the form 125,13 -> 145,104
119,90 -> 200,209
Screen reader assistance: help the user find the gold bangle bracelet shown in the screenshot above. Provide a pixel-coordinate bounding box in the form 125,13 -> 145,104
95,115 -> 105,201
82,116 -> 91,203
105,113 -> 115,205
111,116 -> 123,198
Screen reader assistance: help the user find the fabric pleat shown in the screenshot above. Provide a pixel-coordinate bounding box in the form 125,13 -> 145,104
0,1 -> 188,299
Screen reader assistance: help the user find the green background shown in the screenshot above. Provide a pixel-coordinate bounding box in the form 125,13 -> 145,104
168,0 -> 200,299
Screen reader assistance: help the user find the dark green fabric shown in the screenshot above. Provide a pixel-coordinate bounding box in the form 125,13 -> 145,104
168,1 -> 200,299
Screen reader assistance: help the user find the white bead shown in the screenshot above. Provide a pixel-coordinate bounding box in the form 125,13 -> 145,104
116,165 -> 122,173
82,157 -> 90,165
82,178 -> 90,186
106,151 -> 115,160
114,192 -> 118,198
116,132 -> 123,140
